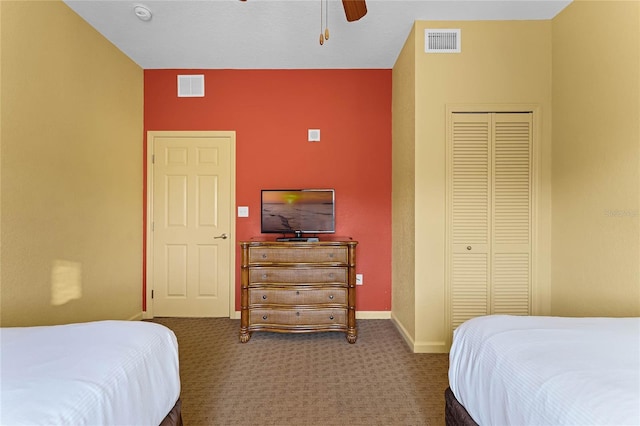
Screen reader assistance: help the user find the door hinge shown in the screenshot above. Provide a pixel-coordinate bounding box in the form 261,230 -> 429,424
152,154 -> 155,164
151,289 -> 154,299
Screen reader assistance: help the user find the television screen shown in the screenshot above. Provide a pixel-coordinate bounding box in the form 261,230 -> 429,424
261,189 -> 335,235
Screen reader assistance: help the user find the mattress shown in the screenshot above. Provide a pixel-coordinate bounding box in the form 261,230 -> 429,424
448,315 -> 640,426
1,320 -> 180,426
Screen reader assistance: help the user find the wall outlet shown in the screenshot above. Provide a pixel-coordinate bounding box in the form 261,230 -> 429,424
356,274 -> 363,285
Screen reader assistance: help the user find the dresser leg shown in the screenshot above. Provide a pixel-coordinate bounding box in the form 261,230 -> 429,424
346,329 -> 357,344
239,329 -> 251,343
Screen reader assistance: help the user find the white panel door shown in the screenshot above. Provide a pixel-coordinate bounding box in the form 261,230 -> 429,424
150,132 -> 233,317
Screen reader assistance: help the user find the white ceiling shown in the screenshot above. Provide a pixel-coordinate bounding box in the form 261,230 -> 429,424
63,0 -> 572,69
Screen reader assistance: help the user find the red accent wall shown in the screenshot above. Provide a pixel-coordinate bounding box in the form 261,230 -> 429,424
144,69 -> 392,311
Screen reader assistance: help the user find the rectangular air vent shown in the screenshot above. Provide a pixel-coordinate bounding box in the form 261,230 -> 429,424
425,29 -> 461,53
177,74 -> 205,97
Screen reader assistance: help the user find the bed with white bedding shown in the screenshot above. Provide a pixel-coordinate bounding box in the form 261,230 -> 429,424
446,315 -> 640,426
1,320 -> 181,426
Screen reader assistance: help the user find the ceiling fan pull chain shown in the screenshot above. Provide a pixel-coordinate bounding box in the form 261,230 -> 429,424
324,0 -> 330,41
319,0 -> 325,45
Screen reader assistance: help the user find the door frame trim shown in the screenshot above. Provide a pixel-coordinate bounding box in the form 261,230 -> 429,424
143,130 -> 236,319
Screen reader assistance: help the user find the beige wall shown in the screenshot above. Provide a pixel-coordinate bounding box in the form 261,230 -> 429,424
391,26 -> 417,341
551,0 -> 640,316
392,20 -> 553,352
392,2 -> 639,353
1,1 -> 143,326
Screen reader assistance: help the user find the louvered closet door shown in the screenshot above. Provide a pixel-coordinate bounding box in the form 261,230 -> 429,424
448,112 -> 532,333
450,114 -> 491,331
491,114 -> 532,316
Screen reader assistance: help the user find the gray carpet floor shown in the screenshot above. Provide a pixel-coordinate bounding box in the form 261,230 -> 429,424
151,318 -> 449,426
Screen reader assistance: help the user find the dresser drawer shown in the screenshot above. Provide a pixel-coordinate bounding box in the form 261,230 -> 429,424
249,287 -> 347,306
249,267 -> 347,284
249,308 -> 347,326
248,246 -> 348,264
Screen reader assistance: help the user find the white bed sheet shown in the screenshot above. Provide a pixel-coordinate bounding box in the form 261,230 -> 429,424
1,320 -> 180,426
449,315 -> 640,426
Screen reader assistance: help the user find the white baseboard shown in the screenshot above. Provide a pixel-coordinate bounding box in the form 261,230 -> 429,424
128,312 -> 144,321
390,313 -> 449,353
413,341 -> 449,353
390,313 -> 415,350
356,311 -> 391,319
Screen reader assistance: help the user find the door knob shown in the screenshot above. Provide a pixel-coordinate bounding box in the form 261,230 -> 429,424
214,233 -> 228,240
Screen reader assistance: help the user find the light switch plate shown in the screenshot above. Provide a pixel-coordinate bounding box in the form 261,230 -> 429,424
237,206 -> 249,217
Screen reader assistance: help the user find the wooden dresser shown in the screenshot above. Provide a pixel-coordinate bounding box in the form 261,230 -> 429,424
239,240 -> 358,343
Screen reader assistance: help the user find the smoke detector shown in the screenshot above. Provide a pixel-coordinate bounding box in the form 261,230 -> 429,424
134,5 -> 152,22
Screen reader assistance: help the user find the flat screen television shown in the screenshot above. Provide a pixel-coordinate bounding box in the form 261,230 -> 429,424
261,189 -> 335,239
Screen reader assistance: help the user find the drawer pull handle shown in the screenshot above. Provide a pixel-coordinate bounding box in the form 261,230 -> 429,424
329,253 -> 334,258
262,254 -> 267,259
262,315 -> 268,320
262,295 -> 267,300
296,312 -> 300,316
329,295 -> 334,300
296,291 -> 300,295
262,274 -> 267,279
330,315 -> 334,320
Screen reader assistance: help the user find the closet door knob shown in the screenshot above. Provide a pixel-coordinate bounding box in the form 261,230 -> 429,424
467,246 -> 472,250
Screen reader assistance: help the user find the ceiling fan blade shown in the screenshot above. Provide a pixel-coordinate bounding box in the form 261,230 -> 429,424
342,0 -> 367,22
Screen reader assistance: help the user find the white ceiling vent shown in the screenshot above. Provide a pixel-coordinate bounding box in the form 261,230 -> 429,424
425,29 -> 461,53
177,75 -> 205,97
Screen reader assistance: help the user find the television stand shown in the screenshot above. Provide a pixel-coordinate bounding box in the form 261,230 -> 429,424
239,240 -> 358,343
